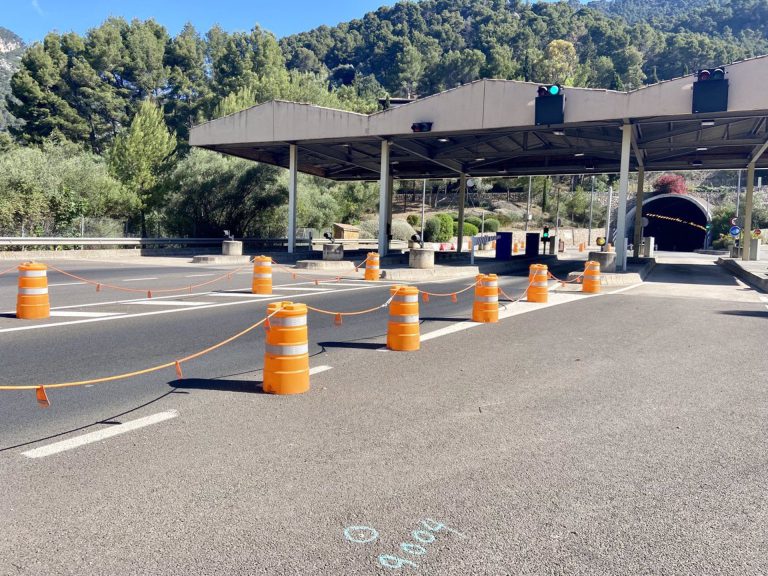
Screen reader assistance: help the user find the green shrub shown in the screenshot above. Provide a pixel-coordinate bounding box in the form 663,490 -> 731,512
436,213 -> 454,242
453,221 -> 479,236
423,217 -> 442,242
392,219 -> 417,241
406,214 -> 420,227
465,216 -> 482,229
712,235 -> 734,250
483,218 -> 500,232
358,219 -> 377,239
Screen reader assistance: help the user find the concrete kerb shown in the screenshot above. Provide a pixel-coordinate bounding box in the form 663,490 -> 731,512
716,257 -> 768,292
566,257 -> 657,286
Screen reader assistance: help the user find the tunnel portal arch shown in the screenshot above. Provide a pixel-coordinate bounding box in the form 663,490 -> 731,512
626,193 -> 712,252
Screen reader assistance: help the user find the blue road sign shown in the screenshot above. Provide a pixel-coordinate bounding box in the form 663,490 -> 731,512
729,225 -> 741,237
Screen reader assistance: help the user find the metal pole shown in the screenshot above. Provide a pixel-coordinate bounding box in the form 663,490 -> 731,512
287,144 -> 298,253
743,163 -> 756,261
525,175 -> 532,232
378,140 -> 391,257
615,124 -> 632,271
457,174 -> 467,254
606,186 -> 613,243
420,179 -> 426,248
588,175 -> 595,246
481,210 -> 485,235
736,169 -> 742,220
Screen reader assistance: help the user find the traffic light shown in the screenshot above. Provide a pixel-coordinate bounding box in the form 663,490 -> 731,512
535,85 -> 564,126
692,68 -> 728,114
411,122 -> 433,133
542,226 -> 550,239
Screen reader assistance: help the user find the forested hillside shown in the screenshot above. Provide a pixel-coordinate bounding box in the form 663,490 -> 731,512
2,0 -> 768,240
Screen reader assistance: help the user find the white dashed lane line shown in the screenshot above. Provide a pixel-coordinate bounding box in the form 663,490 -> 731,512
122,277 -> 159,282
21,410 -> 179,459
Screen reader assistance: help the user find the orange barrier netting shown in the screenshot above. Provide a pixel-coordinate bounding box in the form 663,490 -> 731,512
0,264 -> 19,277
353,257 -> 368,271
418,279 -> 480,303
270,258 -> 342,285
305,286 -> 403,324
44,260 -> 255,297
499,282 -> 531,304
0,307 -> 283,394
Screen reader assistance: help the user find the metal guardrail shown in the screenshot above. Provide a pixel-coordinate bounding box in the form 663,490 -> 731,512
0,237 -> 312,249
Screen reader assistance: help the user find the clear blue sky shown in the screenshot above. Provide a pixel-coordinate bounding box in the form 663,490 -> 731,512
4,0 -> 395,43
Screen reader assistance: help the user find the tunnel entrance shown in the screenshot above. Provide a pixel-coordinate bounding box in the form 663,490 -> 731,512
627,194 -> 710,252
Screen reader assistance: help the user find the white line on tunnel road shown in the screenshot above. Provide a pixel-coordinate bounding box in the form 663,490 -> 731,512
122,277 -> 159,282
184,273 -> 216,278
309,365 -> 333,375
21,410 -> 179,459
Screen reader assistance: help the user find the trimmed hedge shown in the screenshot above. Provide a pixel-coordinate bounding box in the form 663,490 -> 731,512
436,213 -> 454,242
406,214 -> 420,227
453,221 -> 479,236
423,217 -> 442,242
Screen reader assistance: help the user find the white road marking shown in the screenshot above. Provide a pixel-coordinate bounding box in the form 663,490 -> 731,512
272,286 -> 331,292
21,410 -> 179,459
130,300 -> 214,307
0,285 -> 387,334
48,281 -> 87,287
184,273 -> 215,278
309,365 -> 333,375
209,291 -> 281,298
49,311 -> 124,318
420,320 -> 481,342
760,295 -> 768,302
122,277 -> 159,282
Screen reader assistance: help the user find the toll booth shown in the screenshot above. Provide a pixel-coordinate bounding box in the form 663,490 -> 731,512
495,232 -> 513,260
525,232 -> 539,257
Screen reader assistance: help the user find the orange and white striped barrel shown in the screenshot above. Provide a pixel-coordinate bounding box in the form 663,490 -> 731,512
583,261 -> 601,293
252,255 -> 272,294
263,301 -> 309,395
527,264 -> 549,303
364,252 -> 380,281
513,242 -> 519,254
16,262 -> 50,320
387,286 -> 420,351
472,274 -> 499,323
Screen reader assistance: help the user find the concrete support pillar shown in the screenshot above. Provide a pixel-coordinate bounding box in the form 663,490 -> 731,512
742,163 -> 755,261
378,140 -> 391,257
457,174 -> 467,254
288,143 -> 298,254
387,174 -> 394,247
632,167 -> 645,258
615,124 -> 632,271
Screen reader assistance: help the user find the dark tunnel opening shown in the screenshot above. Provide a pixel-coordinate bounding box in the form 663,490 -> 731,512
629,195 -> 708,252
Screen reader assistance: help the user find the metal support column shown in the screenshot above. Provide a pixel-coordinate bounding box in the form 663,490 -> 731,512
632,167 -> 645,258
378,140 -> 391,257
615,124 -> 632,271
386,175 -> 394,249
457,174 -> 467,254
287,143 -> 298,253
742,163 -> 755,261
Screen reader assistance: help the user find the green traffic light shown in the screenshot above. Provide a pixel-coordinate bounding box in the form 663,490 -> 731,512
548,85 -> 560,96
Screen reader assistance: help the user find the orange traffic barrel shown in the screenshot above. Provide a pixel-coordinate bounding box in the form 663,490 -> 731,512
387,286 -> 420,351
527,264 -> 549,303
578,242 -> 585,252
513,242 -> 519,254
263,301 -> 309,394
252,255 -> 272,295
364,252 -> 380,281
583,261 -> 601,293
16,262 -> 50,320
472,274 -> 499,323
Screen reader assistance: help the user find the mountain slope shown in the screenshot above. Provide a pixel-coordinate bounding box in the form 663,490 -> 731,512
0,27 -> 25,131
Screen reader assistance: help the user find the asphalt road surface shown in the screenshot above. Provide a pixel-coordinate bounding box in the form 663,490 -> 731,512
1,255 -> 766,575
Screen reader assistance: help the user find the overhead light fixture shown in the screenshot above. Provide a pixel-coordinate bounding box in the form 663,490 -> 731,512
574,152 -> 585,157
692,160 -> 703,167
437,138 -> 450,143
585,161 -> 595,171
701,120 -> 716,127
552,130 -> 565,136
498,169 -> 508,174
696,147 -> 708,151
474,157 -> 486,162
390,160 -> 400,165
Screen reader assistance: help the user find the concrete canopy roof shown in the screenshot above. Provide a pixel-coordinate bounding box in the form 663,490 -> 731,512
190,55 -> 768,180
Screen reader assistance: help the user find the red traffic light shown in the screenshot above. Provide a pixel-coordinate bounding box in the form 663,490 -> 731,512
697,68 -> 725,82
411,122 -> 433,133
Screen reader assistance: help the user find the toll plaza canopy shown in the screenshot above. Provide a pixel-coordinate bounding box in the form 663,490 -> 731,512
190,54 -> 768,263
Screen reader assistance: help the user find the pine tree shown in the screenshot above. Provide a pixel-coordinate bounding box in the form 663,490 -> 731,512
109,100 -> 176,236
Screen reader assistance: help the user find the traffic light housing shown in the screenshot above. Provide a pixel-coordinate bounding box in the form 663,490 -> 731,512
535,85 -> 564,126
542,226 -> 550,239
692,68 -> 728,114
411,122 -> 433,133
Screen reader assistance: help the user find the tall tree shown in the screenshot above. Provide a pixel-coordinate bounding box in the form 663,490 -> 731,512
109,99 -> 176,235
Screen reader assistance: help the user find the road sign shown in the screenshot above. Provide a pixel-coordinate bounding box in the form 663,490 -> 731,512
752,228 -> 762,239
730,217 -> 739,226
729,225 -> 741,237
